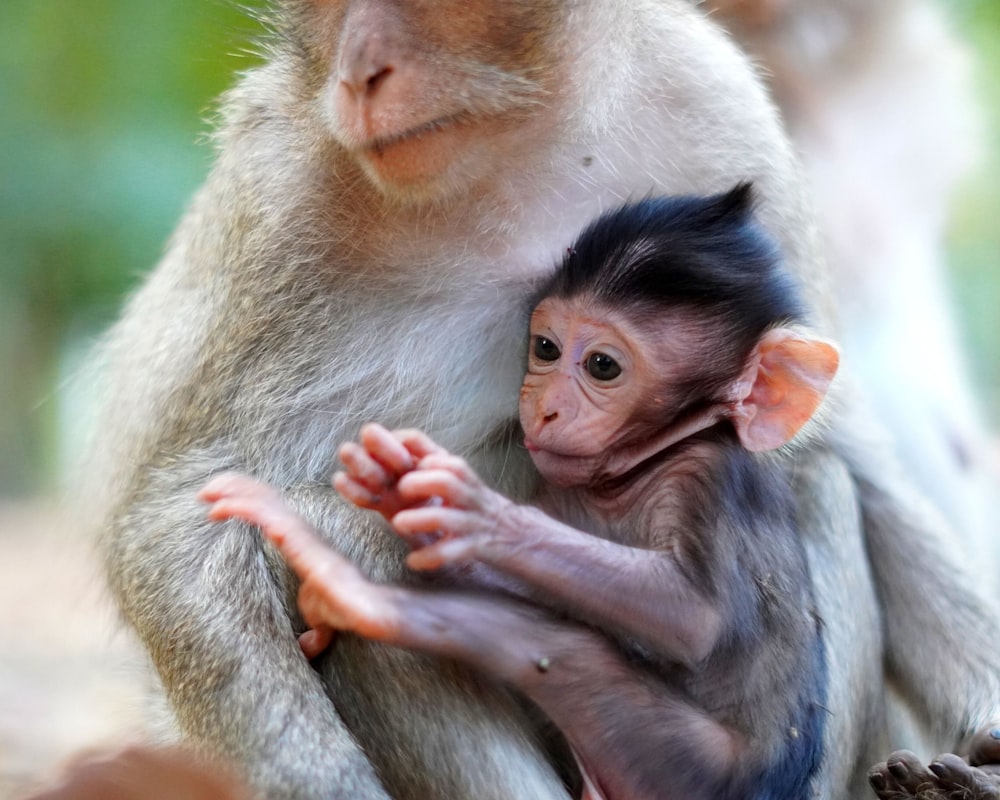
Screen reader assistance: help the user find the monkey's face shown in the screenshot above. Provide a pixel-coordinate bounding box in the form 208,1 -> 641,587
519,298 -> 673,488
306,0 -> 568,200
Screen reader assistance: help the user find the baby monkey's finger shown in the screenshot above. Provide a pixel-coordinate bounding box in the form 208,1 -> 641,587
332,471 -> 382,509
338,441 -> 395,492
359,423 -> 416,477
392,428 -> 449,461
406,537 -> 481,570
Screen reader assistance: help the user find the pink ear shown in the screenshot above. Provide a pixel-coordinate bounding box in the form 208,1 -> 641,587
731,328 -> 840,452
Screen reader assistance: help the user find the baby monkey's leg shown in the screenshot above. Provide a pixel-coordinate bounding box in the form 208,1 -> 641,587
203,473 -> 737,800
201,473 -> 402,641
201,472 -> 556,659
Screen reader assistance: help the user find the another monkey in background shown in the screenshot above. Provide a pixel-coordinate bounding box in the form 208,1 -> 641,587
705,4 -> 1000,795
704,0 -> 996,580
86,1 -> 1000,798
203,187 -> 837,800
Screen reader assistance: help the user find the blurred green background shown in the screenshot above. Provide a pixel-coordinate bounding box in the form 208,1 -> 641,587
1,1 -> 267,496
0,1 -> 998,498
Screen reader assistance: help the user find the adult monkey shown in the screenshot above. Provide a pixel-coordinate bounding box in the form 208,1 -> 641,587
85,1 -> 1000,799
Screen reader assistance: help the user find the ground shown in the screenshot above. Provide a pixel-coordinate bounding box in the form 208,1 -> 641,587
0,501 -> 149,798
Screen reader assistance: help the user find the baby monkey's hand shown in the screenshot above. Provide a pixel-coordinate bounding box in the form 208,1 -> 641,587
335,423 -> 518,571
333,423 -> 445,520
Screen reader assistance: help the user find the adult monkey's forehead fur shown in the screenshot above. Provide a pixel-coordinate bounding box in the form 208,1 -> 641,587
86,1 -> 1000,799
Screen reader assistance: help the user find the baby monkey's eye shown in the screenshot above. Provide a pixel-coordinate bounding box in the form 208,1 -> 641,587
534,336 -> 561,362
586,353 -> 621,381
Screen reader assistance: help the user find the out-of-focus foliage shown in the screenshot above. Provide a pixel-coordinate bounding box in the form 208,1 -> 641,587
0,1 -> 264,495
951,0 -> 1000,423
0,1 -> 997,496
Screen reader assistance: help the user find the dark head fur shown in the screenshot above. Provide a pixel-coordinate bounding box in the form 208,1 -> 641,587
541,184 -> 806,343
537,184 -> 809,410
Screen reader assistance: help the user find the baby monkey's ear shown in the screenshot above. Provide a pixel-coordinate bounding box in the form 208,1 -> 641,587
728,328 -> 840,452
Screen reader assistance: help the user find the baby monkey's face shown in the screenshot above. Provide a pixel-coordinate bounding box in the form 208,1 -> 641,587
518,295 -> 681,489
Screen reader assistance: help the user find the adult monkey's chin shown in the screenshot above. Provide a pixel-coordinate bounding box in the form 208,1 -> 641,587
351,113 -> 538,204
355,130 -> 467,201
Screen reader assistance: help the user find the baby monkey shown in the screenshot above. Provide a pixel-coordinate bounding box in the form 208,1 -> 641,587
203,185 -> 839,800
